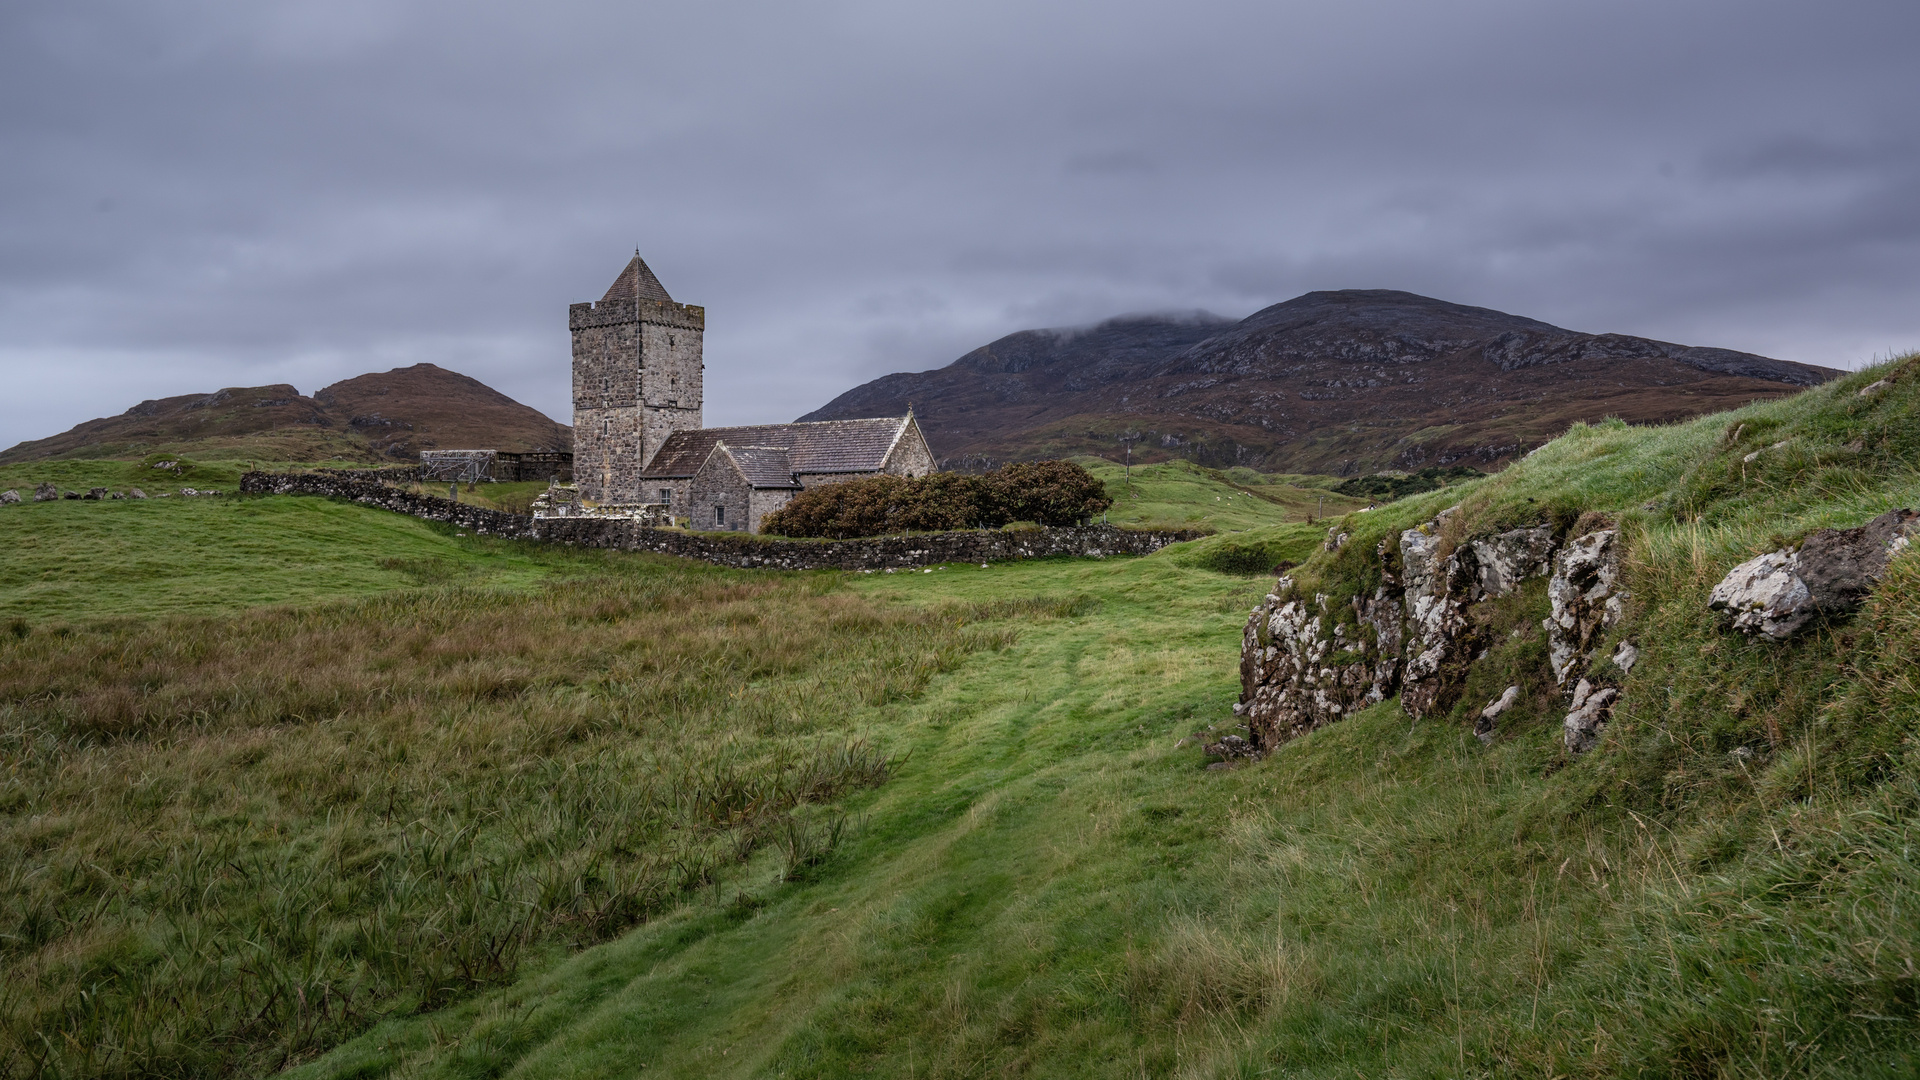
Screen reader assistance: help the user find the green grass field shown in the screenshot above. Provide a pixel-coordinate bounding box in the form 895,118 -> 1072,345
5,358 -> 1920,1078
1074,457 -> 1371,531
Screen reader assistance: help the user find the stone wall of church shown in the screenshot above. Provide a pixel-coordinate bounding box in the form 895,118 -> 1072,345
570,295 -> 704,504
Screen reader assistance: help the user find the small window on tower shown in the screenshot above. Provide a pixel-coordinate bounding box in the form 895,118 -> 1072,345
715,505 -> 726,525
659,488 -> 671,504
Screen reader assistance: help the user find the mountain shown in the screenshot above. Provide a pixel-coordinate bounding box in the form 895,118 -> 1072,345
798,291 -> 1842,474
0,363 -> 571,464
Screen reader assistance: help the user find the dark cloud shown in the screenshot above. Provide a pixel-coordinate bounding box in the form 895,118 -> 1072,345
3,0 -> 1918,447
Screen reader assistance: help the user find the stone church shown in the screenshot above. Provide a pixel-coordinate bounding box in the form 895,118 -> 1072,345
570,254 -> 933,532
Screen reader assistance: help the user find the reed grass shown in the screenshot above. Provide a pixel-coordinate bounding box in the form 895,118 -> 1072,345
0,557 -> 1029,1078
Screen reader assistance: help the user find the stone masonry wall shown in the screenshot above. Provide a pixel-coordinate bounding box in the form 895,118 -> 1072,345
240,471 -> 1199,570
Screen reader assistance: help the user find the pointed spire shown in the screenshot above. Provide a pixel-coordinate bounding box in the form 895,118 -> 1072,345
600,252 -> 673,306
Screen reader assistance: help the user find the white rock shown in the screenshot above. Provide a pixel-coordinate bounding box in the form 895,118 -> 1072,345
1706,550 -> 1814,640
1563,687 -> 1619,754
1612,641 -> 1638,673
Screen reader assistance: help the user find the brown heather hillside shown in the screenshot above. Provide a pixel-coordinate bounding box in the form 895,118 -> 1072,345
799,291 -> 1842,475
0,363 -> 572,464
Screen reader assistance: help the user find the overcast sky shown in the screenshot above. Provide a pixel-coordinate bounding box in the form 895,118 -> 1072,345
3,0 -> 1918,448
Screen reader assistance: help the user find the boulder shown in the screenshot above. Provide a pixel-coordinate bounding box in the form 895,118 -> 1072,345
129,488 -> 147,499
1204,733 -> 1258,761
1611,640 -> 1638,673
1562,678 -> 1618,753
1796,508 -> 1918,614
0,489 -> 18,505
1476,685 -> 1520,744
1709,509 -> 1917,639
1706,550 -> 1810,638
83,487 -> 107,500
1545,529 -> 1625,684
62,490 -> 80,499
34,482 -> 57,502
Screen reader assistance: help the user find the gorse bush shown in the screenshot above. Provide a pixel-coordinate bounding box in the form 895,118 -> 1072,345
0,558 -> 1026,1080
762,460 -> 1113,537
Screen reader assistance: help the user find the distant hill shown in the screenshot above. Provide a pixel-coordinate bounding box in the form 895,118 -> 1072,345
0,363 -> 571,464
798,291 -> 1842,474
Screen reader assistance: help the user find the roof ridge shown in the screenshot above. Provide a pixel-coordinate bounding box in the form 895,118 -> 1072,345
600,253 -> 673,306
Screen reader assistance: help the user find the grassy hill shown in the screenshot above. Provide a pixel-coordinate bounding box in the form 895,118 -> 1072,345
0,363 -> 571,465
798,293 -> 1838,475
3,355 -> 1918,1077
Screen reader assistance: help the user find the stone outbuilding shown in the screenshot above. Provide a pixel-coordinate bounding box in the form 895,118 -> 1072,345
642,413 -> 935,530
689,444 -> 803,532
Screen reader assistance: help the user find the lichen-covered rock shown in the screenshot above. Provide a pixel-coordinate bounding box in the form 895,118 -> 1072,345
1709,508 -> 1918,639
1244,515 -> 1562,746
1707,550 -> 1812,639
1795,508 -> 1918,614
34,482 -> 57,502
83,487 -> 107,500
1240,583 -> 1405,750
1468,526 -> 1556,598
1611,640 -> 1638,673
129,488 -> 147,499
1204,733 -> 1257,761
0,489 -> 18,505
1402,524 -> 1557,719
1562,678 -> 1618,753
1476,685 -> 1520,744
1545,529 -> 1624,685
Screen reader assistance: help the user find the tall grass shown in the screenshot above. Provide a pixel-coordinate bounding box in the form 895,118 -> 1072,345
0,558 -> 1016,1079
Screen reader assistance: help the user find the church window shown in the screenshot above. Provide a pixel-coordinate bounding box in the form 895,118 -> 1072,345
715,505 -> 726,525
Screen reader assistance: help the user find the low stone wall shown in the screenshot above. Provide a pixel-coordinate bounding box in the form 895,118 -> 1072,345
314,466 -> 421,484
240,471 -> 1200,570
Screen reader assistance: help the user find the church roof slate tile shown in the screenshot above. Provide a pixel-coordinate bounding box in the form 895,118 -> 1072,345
600,254 -> 673,306
642,417 -> 910,479
713,444 -> 801,488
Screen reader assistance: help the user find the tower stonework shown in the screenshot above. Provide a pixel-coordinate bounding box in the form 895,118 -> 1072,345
569,255 -> 704,503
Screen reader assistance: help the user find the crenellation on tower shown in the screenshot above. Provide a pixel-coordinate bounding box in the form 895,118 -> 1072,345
570,254 -> 706,503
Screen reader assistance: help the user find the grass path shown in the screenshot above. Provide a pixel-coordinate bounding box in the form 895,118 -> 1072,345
283,554 -> 1270,1078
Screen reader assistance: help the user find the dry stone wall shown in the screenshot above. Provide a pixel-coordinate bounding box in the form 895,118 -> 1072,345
240,471 -> 1198,570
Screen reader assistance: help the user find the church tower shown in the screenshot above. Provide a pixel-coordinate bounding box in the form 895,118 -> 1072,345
569,253 -> 704,503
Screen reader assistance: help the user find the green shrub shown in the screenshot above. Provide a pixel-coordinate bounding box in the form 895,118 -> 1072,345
764,461 -> 1113,538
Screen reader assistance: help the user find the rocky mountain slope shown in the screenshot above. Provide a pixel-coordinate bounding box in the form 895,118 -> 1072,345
0,363 -> 571,463
800,291 -> 1841,474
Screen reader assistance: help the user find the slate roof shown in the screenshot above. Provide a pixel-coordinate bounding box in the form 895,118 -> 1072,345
713,444 -> 801,489
642,416 -> 912,479
600,254 -> 673,306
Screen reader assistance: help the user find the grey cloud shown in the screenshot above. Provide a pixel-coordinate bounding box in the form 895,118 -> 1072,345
3,0 -> 1919,447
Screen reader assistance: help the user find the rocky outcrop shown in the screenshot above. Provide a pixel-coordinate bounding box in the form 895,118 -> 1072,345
1709,509 -> 1918,639
1544,529 -> 1626,685
1236,586 -> 1404,746
1240,513 -> 1575,751
1401,524 -> 1556,718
